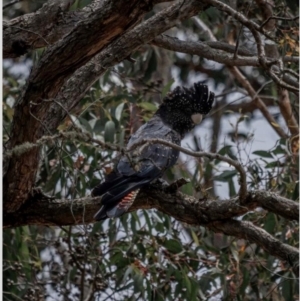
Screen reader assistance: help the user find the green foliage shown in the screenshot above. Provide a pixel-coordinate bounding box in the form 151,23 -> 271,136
3,2 -> 299,300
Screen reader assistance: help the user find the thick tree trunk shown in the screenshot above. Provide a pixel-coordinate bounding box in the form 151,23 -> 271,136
4,0 -> 204,212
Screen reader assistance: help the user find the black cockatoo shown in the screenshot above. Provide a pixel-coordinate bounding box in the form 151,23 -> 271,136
92,82 -> 214,220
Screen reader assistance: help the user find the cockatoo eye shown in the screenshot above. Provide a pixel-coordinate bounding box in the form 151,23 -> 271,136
191,113 -> 203,124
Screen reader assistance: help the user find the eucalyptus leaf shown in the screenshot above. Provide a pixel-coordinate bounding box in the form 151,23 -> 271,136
104,120 -> 116,143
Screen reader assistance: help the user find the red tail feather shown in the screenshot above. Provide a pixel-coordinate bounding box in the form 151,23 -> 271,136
117,189 -> 140,210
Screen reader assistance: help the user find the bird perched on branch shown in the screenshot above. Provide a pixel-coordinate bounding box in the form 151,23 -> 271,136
92,82 -> 214,220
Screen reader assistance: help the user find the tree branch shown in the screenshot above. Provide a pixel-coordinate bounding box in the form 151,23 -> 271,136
4,188 -> 298,226
48,0 -> 205,132
3,0 -> 178,58
152,35 -> 263,67
3,0 -> 25,10
4,187 -> 298,272
260,15 -> 299,30
5,0 -> 197,212
204,0 -> 299,93
254,0 -> 299,136
4,131 -> 248,202
152,33 -> 292,138
3,0 -> 76,58
228,66 -> 288,138
152,34 -> 298,95
209,219 -> 299,275
129,138 -> 248,200
3,130 -> 120,161
277,89 -> 299,136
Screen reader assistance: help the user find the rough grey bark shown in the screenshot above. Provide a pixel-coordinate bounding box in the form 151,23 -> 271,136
3,187 -> 299,274
3,0 -> 76,58
3,0 -> 171,58
44,0 -> 205,133
4,187 -> 298,227
3,0 -> 204,213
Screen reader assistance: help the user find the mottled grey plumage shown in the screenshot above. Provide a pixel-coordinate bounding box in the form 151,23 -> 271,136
92,82 -> 214,220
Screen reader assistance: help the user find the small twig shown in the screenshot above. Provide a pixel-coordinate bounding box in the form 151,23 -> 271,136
40,98 -> 78,129
3,131 -> 120,160
260,15 -> 299,29
252,80 -> 273,97
188,6 -> 293,136
124,55 -> 136,63
193,16 -> 217,42
3,129 -> 248,200
204,0 -> 299,93
153,35 -> 299,90
3,0 -> 23,9
233,25 -> 244,59
283,68 -> 300,79
164,178 -> 190,193
8,25 -> 50,46
228,66 -> 288,138
233,0 -> 253,58
128,138 -> 248,200
204,0 -> 275,40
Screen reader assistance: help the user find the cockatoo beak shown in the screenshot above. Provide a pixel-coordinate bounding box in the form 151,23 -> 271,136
191,113 -> 203,124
